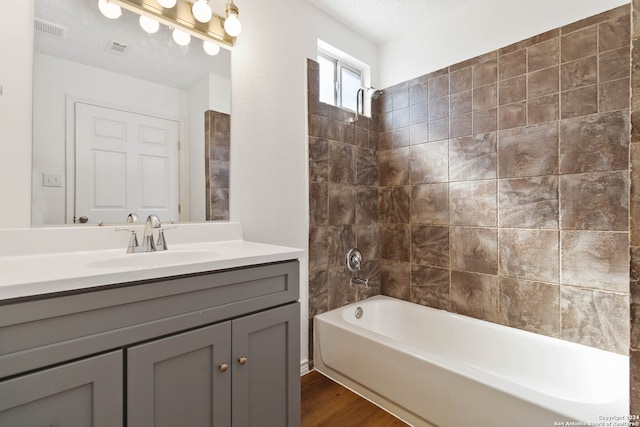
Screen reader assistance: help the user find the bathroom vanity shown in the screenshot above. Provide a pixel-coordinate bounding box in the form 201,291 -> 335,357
0,222 -> 303,427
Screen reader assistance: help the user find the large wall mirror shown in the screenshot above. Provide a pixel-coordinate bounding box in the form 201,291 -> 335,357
32,0 -> 231,226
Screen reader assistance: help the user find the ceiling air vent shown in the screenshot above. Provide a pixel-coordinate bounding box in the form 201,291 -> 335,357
107,41 -> 129,56
34,18 -> 68,39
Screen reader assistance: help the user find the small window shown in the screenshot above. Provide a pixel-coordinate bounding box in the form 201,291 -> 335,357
317,41 -> 367,113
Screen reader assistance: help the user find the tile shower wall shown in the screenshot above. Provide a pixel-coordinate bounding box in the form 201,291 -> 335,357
308,6 -> 632,365
630,0 -> 640,413
376,5 -> 631,356
205,110 -> 230,221
307,59 -> 380,361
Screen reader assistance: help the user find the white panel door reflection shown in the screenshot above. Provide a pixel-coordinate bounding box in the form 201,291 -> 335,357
75,103 -> 179,224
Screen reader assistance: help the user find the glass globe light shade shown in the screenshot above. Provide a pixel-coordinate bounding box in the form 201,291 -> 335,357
224,13 -> 241,37
192,0 -> 212,23
172,29 -> 191,46
157,0 -> 177,8
98,0 -> 122,19
203,41 -> 220,56
139,15 -> 160,34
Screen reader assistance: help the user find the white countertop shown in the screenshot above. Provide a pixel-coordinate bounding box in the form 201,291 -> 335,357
0,222 -> 304,302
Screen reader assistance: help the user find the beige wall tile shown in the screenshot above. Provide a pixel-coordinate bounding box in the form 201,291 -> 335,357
450,227 -> 498,275
560,171 -> 629,231
498,176 -> 559,229
561,287 -> 629,354
499,229 -> 559,283
500,277 -> 560,337
412,265 -> 450,309
498,123 -> 559,178
452,271 -> 502,322
559,111 -> 629,174
411,225 -> 449,268
561,231 -> 629,292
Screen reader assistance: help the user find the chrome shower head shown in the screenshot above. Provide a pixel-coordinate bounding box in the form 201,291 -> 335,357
370,89 -> 383,100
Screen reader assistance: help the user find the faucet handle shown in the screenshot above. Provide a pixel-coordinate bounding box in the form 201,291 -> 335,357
156,226 -> 177,251
346,248 -> 363,272
115,228 -> 139,253
157,229 -> 168,251
126,213 -> 138,223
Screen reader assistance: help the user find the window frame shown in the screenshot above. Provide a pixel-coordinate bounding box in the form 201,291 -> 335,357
317,51 -> 363,112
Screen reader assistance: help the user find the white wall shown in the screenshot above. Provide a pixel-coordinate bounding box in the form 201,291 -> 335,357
0,0 -> 33,227
188,76 -> 209,223
209,73 -> 231,115
229,0 -> 377,369
379,0 -> 630,88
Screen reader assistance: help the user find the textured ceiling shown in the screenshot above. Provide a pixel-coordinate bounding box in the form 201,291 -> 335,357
34,0 -> 230,90
306,0 -> 474,44
34,0 -> 471,90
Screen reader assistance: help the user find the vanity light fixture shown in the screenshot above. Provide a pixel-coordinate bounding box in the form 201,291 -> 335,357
139,15 -> 160,33
157,0 -> 177,8
191,0 -> 212,23
203,40 -> 220,55
98,0 -> 123,19
105,0 -> 242,51
223,0 -> 241,37
106,0 -> 240,48
172,28 -> 191,46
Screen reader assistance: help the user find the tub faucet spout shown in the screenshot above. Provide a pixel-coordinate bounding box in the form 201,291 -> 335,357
350,276 -> 369,288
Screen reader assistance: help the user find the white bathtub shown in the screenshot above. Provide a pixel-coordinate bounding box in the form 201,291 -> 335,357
314,295 -> 629,427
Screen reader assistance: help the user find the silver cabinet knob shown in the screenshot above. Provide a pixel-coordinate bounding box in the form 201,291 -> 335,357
219,363 -> 229,372
238,356 -> 247,365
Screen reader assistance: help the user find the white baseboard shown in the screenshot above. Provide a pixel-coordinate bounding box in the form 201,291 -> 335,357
300,359 -> 310,376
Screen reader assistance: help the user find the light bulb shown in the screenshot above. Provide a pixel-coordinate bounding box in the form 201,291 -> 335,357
172,29 -> 191,46
203,41 -> 220,56
192,0 -> 212,23
224,13 -> 241,37
98,0 -> 122,19
157,0 -> 177,8
139,15 -> 160,33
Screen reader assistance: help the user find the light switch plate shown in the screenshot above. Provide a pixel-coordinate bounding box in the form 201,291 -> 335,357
43,172 -> 63,187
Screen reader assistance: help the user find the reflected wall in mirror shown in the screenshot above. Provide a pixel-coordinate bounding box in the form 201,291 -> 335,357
32,0 -> 231,226
205,110 -> 230,221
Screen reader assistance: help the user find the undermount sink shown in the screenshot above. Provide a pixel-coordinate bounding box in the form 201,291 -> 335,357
89,250 -> 220,269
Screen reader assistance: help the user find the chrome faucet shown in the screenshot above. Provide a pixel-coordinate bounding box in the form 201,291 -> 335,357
346,248 -> 369,288
126,213 -> 138,223
141,214 -> 161,252
117,214 -> 170,253
350,276 -> 369,288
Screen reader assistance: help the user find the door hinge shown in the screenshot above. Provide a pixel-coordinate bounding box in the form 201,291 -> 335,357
177,140 -> 181,150
178,204 -> 181,214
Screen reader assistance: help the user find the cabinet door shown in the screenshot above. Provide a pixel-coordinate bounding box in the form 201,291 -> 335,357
127,321 -> 232,427
0,351 -> 123,427
232,302 -> 300,427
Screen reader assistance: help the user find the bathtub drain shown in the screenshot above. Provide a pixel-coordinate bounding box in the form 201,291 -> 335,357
355,307 -> 363,319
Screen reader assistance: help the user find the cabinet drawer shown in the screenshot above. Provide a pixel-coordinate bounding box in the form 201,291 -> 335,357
0,351 -> 123,427
0,260 -> 299,378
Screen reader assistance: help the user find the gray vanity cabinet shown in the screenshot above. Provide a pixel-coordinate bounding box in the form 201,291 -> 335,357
127,302 -> 300,427
0,351 -> 123,427
231,302 -> 300,427
128,321 -> 233,426
0,260 -> 300,427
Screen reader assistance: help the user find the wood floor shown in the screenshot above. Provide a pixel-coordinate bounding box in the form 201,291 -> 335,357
301,370 -> 409,427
